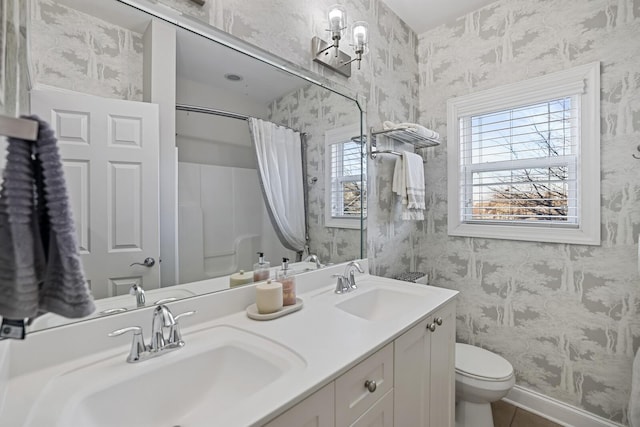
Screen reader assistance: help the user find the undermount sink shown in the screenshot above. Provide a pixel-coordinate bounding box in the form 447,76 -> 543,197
335,286 -> 426,321
26,325 -> 306,427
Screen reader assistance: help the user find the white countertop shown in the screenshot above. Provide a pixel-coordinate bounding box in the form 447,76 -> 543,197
0,261 -> 458,427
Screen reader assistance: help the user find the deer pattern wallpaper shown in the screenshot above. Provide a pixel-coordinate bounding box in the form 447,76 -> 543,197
366,0 -> 639,424
29,0 -> 144,101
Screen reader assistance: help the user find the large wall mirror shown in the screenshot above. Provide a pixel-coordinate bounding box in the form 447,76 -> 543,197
13,0 -> 366,332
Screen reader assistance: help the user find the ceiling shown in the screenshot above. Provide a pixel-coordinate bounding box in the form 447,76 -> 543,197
58,0 -> 308,105
382,0 -> 498,34
176,29 -> 307,105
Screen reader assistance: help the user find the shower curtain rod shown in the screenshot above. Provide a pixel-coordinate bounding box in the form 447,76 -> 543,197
175,104 -> 305,135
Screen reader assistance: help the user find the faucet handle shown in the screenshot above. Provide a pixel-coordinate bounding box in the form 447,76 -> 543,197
174,310 -> 196,322
169,310 -> 196,345
108,326 -> 148,363
108,326 -> 142,337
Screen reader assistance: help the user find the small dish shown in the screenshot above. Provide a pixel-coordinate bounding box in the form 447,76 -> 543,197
246,298 -> 303,320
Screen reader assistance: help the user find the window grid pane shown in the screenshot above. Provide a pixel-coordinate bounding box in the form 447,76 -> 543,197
461,97 -> 578,224
330,140 -> 366,219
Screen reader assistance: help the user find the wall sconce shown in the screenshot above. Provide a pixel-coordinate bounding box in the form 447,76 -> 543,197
348,21 -> 369,71
311,6 -> 369,78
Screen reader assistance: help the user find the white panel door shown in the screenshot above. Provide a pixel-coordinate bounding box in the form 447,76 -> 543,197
30,89 -> 160,299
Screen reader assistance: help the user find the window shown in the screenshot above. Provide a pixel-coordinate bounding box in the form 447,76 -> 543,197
447,62 -> 600,245
325,124 -> 366,229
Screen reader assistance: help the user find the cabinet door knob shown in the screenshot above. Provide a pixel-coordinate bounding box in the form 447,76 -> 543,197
364,379 -> 377,393
434,317 -> 443,326
427,323 -> 437,332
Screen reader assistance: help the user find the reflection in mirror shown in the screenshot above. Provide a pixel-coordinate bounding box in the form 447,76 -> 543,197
13,0 -> 365,332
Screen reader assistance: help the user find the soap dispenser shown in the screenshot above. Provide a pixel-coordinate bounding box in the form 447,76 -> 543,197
253,252 -> 271,282
277,257 -> 296,306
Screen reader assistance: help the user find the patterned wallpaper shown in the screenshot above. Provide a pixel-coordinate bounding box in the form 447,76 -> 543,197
30,0 -> 144,101
0,0 -> 28,116
366,0 -> 639,423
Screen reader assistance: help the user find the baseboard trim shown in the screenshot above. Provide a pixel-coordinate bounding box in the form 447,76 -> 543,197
504,385 -> 625,427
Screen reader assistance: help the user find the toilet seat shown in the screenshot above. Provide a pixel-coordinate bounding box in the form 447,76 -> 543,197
455,343 -> 513,382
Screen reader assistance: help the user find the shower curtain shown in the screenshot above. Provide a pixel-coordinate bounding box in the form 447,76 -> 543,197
248,118 -> 305,253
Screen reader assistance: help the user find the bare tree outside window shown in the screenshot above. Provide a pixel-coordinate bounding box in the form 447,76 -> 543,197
464,98 -> 576,224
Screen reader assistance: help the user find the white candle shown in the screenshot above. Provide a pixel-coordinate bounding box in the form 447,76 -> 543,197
255,280 -> 283,314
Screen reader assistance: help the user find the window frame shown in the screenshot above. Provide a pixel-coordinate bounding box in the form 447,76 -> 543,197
324,123 -> 366,229
447,62 -> 601,245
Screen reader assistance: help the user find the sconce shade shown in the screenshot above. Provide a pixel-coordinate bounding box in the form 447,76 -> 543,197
352,21 -> 369,55
328,5 -> 347,37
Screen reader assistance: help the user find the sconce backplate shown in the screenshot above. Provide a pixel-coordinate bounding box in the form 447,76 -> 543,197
312,37 -> 352,78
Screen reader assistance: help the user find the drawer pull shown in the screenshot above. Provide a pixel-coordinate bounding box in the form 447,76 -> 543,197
364,379 -> 377,393
427,323 -> 437,332
434,317 -> 443,326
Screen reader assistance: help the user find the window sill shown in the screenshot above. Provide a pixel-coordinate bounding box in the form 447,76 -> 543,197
447,222 -> 600,245
325,217 -> 366,230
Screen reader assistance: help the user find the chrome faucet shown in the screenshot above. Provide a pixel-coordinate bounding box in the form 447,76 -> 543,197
303,254 -> 324,269
334,261 -> 365,294
151,304 -> 175,350
109,304 -> 195,363
129,284 -> 146,308
344,261 -> 364,290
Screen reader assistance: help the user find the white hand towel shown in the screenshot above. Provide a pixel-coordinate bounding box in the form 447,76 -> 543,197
392,152 -> 425,221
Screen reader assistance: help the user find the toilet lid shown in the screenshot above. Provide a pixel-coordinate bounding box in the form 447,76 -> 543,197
455,343 -> 513,381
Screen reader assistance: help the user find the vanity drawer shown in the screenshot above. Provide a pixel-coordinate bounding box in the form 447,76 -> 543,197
264,382 -> 335,427
335,343 -> 394,426
351,389 -> 393,427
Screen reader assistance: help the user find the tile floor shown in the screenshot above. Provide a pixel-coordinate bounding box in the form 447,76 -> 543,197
492,400 -> 563,427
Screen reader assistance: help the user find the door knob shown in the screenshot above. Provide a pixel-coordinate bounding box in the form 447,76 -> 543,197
427,323 -> 437,332
434,317 -> 443,326
130,257 -> 155,267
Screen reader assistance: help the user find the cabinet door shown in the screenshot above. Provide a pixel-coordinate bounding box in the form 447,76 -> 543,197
393,318 -> 430,427
429,302 -> 456,427
350,389 -> 394,427
394,300 -> 456,427
264,383 -> 335,427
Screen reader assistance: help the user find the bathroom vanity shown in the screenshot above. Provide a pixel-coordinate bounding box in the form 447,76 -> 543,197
0,261 -> 457,426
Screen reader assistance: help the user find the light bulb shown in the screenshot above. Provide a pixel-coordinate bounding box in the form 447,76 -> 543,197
352,21 -> 369,54
328,5 -> 346,34
354,26 -> 367,44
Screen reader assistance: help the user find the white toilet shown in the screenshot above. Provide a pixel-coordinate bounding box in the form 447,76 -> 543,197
455,343 -> 515,427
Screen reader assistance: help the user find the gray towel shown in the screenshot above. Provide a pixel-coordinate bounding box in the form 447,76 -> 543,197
0,115 -> 95,319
